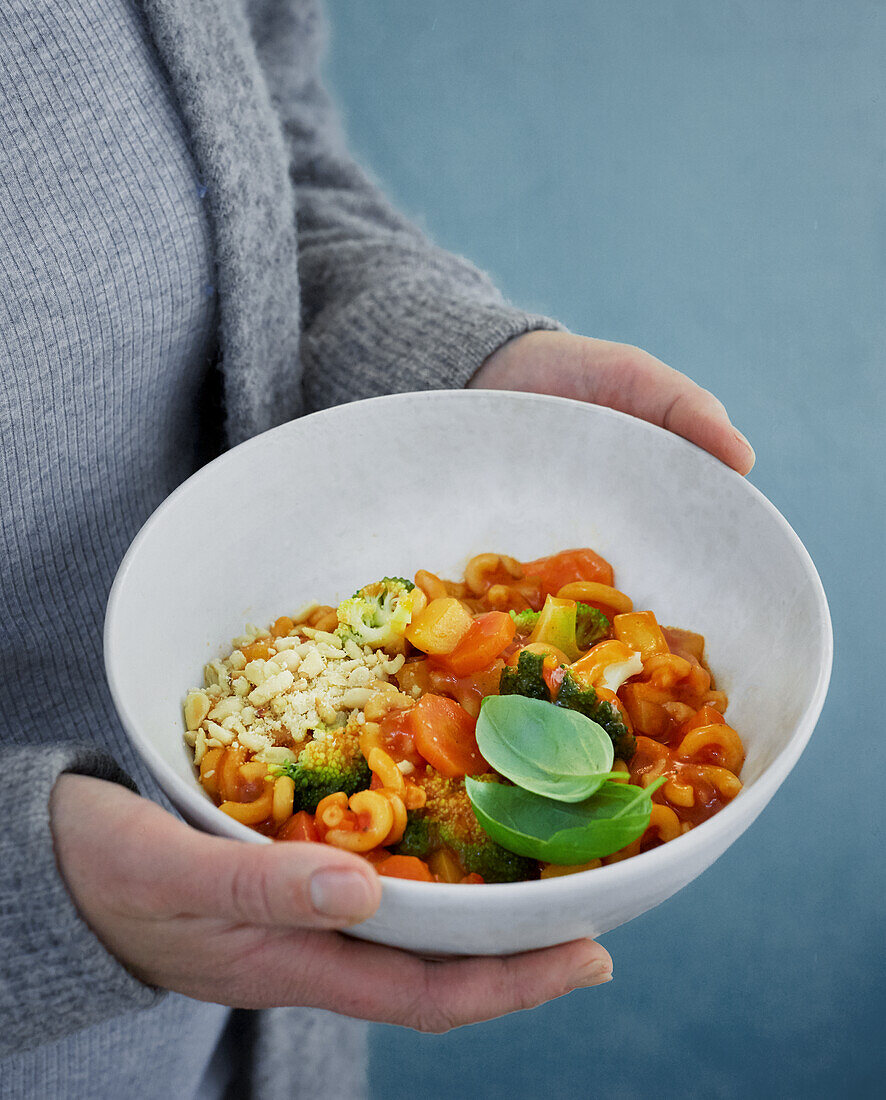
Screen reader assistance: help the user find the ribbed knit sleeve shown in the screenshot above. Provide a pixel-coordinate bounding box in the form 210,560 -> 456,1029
0,745 -> 163,1057
248,0 -> 564,410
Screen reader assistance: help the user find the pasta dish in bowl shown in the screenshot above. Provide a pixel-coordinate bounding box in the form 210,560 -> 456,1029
183,549 -> 746,883
105,389 -> 832,954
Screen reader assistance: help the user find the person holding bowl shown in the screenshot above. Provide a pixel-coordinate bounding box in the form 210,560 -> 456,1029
0,1 -> 754,1097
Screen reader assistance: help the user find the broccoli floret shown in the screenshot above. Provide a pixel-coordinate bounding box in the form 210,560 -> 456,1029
273,728 -> 371,812
457,831 -> 537,883
368,576 -> 414,593
396,815 -> 432,859
394,775 -> 538,883
509,608 -> 540,635
497,655 -> 635,761
335,577 -> 422,650
574,603 -> 610,649
499,649 -> 551,700
555,670 -> 635,762
511,595 -> 611,662
512,602 -> 608,650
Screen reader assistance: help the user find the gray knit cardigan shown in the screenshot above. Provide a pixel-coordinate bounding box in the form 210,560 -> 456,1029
0,1 -> 559,1096
148,0 -> 559,446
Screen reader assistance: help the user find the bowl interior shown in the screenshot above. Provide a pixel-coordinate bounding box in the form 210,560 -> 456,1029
105,391 -> 831,950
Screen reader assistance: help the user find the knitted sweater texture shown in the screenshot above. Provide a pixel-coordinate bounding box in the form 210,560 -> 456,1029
0,1 -> 559,1097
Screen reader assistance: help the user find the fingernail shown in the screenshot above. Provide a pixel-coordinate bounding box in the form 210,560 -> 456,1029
309,870 -> 374,918
575,959 -> 613,987
731,428 -> 756,473
733,427 -> 754,454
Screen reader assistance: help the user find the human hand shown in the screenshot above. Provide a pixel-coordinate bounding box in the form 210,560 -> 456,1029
50,774 -> 613,1031
471,331 -> 755,475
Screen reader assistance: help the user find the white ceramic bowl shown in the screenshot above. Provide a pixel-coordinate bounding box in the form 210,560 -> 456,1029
105,391 -> 832,955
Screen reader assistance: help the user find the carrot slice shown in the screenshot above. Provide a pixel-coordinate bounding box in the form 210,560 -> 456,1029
407,694 -> 485,778
375,855 -> 435,882
438,611 -> 516,676
276,810 -> 319,842
522,548 -> 614,600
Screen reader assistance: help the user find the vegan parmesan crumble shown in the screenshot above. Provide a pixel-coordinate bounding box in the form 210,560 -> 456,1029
183,621 -> 407,768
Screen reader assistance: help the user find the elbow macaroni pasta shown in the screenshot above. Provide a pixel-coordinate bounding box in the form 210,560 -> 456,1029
185,548 -> 745,881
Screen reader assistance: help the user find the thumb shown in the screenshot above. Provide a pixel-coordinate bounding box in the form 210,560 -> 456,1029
178,832 -> 383,929
52,774 -> 381,931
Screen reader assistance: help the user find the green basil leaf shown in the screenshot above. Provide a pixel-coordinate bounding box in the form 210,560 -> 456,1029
476,695 -> 615,802
465,776 -> 666,863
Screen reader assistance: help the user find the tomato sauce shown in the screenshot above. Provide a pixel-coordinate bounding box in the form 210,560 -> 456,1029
190,546 -> 744,877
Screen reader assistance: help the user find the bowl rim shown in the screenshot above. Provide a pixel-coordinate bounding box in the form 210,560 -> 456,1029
104,389 -> 833,895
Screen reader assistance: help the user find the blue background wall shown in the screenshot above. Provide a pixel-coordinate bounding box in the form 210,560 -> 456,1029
323,3 -> 884,1096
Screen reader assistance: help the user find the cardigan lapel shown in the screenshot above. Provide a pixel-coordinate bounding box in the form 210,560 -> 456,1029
139,0 -> 303,445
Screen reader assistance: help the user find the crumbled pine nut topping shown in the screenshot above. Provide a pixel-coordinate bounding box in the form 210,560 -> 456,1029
184,620 -> 406,766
